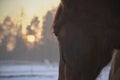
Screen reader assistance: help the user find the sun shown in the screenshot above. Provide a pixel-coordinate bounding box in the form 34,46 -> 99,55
26,35 -> 36,43
0,0 -> 60,49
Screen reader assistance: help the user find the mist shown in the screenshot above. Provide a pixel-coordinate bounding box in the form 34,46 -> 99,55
0,9 -> 59,63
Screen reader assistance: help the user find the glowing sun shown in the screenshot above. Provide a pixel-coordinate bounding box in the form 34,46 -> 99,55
26,35 -> 36,43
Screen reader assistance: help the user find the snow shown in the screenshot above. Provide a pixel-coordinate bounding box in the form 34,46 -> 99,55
0,63 -> 58,80
0,63 -> 110,80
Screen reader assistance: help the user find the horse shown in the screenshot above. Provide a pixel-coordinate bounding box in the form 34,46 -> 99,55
52,0 -> 120,80
110,50 -> 120,80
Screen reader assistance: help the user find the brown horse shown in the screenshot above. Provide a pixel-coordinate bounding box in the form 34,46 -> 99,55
110,50 -> 120,80
52,0 -> 120,80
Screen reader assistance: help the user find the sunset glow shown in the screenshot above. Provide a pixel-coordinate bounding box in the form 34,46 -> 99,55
26,35 -> 36,43
0,0 -> 60,35
0,0 -> 60,51
0,0 -> 60,25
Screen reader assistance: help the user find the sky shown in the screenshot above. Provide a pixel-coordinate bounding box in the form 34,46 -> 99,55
0,0 -> 60,27
0,0 -> 60,51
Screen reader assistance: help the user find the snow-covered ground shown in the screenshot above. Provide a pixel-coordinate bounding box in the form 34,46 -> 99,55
0,63 -> 110,80
0,63 -> 58,80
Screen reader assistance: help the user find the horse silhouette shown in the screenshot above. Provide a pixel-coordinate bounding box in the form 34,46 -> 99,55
52,0 -> 120,80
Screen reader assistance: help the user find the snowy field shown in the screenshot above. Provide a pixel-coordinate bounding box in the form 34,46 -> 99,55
0,63 -> 110,80
0,63 -> 58,80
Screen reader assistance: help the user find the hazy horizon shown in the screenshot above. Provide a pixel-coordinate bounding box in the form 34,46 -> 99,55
0,0 -> 60,63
